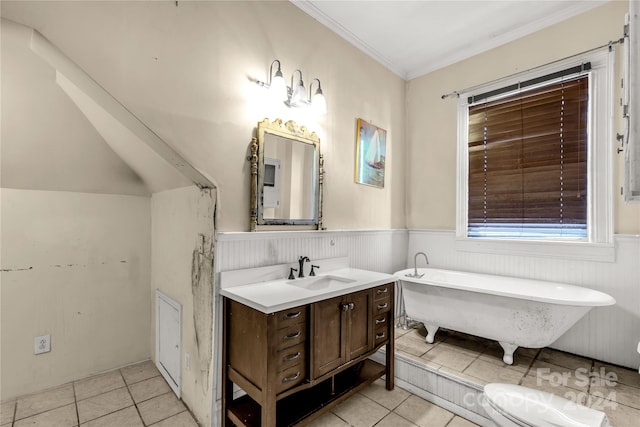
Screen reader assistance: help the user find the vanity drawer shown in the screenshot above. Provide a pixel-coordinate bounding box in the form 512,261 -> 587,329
276,363 -> 306,394
275,306 -> 307,330
374,313 -> 388,329
374,311 -> 389,346
277,342 -> 306,372
276,324 -> 306,351
373,283 -> 393,301
374,327 -> 389,346
374,298 -> 391,315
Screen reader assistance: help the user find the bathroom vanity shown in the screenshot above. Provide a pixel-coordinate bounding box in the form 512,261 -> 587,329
220,262 -> 395,427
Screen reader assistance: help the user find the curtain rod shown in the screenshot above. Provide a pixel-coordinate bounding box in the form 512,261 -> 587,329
440,38 -> 624,100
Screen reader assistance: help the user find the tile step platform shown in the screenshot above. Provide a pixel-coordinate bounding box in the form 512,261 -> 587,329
370,348 -> 494,426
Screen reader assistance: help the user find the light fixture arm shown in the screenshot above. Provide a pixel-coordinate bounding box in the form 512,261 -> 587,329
268,59 -> 283,86
309,78 -> 323,99
290,69 -> 304,94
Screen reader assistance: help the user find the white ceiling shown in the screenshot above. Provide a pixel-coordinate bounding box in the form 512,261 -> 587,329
293,0 -> 609,80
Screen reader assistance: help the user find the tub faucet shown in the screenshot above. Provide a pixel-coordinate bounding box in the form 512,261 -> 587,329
406,252 -> 429,278
298,256 -> 310,278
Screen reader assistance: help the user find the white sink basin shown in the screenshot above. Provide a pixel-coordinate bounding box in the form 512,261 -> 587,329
286,275 -> 356,290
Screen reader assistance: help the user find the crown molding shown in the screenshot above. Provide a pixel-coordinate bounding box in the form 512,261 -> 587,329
293,0 -> 609,81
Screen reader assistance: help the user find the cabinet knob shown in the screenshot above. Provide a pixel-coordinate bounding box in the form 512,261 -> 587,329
341,303 -> 350,312
377,303 -> 388,310
375,317 -> 386,325
376,332 -> 386,339
348,302 -> 355,310
376,288 -> 388,294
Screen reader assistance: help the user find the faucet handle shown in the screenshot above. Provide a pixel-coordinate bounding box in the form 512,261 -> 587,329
310,265 -> 319,276
288,268 -> 297,280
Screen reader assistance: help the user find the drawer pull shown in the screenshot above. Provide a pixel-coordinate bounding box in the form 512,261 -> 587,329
282,372 -> 301,383
376,288 -> 388,294
377,303 -> 388,310
375,317 -> 386,325
376,332 -> 386,339
283,351 -> 301,362
283,331 -> 301,340
283,311 -> 301,320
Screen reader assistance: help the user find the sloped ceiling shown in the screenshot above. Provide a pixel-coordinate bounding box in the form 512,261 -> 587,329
2,17 -> 213,195
1,18 -> 150,196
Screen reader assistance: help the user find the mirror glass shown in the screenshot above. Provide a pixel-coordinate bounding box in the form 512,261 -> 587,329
250,119 -> 323,230
261,133 -> 317,220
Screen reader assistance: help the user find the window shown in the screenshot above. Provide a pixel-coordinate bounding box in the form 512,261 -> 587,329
456,50 -> 614,260
467,76 -> 589,239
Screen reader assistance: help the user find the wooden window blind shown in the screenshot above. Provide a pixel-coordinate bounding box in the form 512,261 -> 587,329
467,76 -> 589,238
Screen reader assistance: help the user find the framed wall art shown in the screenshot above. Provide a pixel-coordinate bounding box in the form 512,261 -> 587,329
354,118 -> 386,188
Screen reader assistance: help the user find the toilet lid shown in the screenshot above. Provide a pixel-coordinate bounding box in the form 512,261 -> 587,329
484,383 -> 607,427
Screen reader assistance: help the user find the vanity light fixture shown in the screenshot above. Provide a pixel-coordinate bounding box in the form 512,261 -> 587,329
257,59 -> 327,113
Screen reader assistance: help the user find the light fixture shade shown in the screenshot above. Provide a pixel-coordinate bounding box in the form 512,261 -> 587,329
269,74 -> 287,102
311,90 -> 327,115
290,82 -> 307,107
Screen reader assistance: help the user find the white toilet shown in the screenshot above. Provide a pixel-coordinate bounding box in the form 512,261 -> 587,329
483,383 -> 611,427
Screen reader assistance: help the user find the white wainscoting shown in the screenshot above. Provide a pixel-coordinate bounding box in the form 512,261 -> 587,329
215,229 -> 408,274
407,230 -> 640,369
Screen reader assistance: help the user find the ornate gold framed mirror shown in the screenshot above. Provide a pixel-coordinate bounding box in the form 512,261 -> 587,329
249,118 -> 324,231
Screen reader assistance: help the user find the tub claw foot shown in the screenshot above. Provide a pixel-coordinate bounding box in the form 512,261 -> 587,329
499,342 -> 518,365
425,324 -> 439,344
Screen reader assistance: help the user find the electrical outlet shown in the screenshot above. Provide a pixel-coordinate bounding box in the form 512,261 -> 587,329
34,335 -> 50,355
185,352 -> 190,370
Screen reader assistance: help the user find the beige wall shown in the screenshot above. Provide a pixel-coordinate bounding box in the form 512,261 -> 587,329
406,0 -> 640,234
150,186 -> 216,426
0,189 -> 151,399
0,0 -> 407,232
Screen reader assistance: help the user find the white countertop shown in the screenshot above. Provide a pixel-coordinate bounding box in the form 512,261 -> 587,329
220,267 -> 395,314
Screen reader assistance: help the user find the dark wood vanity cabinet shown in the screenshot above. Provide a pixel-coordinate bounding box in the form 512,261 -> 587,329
311,289 -> 373,378
222,282 -> 395,427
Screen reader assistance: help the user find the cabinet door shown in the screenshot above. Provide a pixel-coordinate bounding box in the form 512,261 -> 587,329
346,289 -> 373,360
311,296 -> 346,378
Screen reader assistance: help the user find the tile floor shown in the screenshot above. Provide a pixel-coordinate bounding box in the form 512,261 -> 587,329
2,362 -> 475,427
0,361 -> 198,427
393,323 -> 640,426
308,379 -> 478,427
3,326 -> 639,427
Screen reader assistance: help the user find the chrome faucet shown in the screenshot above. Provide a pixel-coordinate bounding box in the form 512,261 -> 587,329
401,251 -> 430,330
298,256 -> 310,278
406,252 -> 429,278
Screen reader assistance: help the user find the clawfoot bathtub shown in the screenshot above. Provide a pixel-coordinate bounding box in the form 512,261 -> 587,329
394,268 -> 615,365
